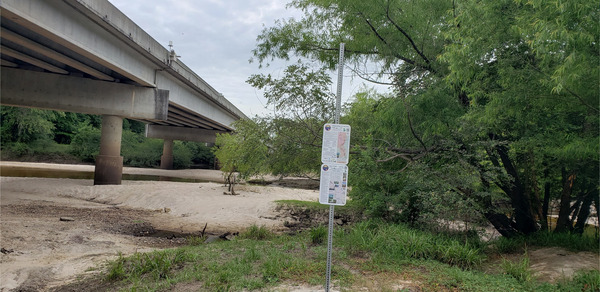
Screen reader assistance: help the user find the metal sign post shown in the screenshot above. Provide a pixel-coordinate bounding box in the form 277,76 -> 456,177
323,42 -> 345,292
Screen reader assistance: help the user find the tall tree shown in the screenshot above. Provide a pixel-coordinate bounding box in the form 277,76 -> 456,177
251,0 -> 599,236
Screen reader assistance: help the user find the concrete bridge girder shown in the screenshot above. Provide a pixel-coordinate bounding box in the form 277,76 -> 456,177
146,125 -> 226,170
1,67 -> 169,120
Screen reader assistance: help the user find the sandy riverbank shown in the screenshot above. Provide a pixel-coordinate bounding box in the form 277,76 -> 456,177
0,162 -> 318,291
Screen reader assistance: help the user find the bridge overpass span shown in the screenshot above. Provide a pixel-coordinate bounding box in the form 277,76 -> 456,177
1,0 -> 247,184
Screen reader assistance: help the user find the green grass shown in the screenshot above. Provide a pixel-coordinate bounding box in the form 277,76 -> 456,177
500,254 -> 533,282
491,231 -> 600,254
309,225 -> 327,245
95,222 -> 599,291
338,220 -> 486,269
238,225 -> 273,240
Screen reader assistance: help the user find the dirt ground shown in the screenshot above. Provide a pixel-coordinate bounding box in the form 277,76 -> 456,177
0,162 -> 320,291
0,162 -> 598,292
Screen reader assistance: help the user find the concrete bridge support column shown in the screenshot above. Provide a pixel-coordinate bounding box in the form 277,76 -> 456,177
160,139 -> 174,170
94,115 -> 124,185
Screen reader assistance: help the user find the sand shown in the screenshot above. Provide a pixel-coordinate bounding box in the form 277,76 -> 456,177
0,162 -> 319,291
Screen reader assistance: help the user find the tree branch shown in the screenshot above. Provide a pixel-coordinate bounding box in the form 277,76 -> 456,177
527,62 -> 599,113
357,12 -> 417,66
384,0 -> 435,74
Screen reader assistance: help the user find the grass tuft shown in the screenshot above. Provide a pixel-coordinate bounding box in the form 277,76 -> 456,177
500,254 -> 532,282
339,220 -> 485,269
238,225 -> 273,240
491,231 -> 599,254
309,225 -> 327,245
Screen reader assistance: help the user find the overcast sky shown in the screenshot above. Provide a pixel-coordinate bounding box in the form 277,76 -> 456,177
108,0 -> 390,117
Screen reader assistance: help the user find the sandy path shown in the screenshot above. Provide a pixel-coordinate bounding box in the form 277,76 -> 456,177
0,163 -> 319,291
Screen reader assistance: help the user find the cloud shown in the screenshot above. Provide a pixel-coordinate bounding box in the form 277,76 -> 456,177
108,0 -> 388,117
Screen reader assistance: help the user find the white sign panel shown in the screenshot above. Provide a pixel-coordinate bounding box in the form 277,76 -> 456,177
319,164 -> 348,206
321,124 -> 351,164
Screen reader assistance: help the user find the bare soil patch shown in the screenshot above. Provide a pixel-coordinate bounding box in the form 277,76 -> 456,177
0,163 -> 318,292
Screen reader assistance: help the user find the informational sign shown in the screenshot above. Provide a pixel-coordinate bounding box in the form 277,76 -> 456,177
321,124 -> 351,164
319,164 -> 348,206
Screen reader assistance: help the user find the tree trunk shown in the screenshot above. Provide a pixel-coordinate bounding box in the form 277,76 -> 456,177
528,151 -> 544,221
541,177 -> 551,231
573,190 -> 596,234
554,169 -> 576,233
495,145 -> 538,234
484,211 -> 520,238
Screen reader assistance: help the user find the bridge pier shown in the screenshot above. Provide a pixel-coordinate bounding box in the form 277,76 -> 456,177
160,139 -> 174,170
94,115 -> 124,185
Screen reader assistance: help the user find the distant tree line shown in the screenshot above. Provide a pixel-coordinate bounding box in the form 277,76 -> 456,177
0,106 -> 215,169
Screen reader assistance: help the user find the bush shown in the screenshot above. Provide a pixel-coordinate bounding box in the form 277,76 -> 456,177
173,141 -> 193,169
5,142 -> 31,157
70,125 -> 101,162
121,131 -> 162,168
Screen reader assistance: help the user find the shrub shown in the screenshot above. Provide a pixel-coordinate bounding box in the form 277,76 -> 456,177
70,125 -> 101,162
121,131 -> 162,168
5,142 -> 31,157
173,141 -> 193,169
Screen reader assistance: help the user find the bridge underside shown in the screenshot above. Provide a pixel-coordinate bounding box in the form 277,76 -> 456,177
1,0 -> 242,184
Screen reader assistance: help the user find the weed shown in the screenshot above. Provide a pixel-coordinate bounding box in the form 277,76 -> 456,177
500,253 -> 532,282
309,225 -> 327,245
238,224 -> 273,240
106,252 -> 126,281
570,269 -> 600,291
97,222 -> 595,292
186,235 -> 205,246
490,231 -> 599,254
339,220 -> 485,269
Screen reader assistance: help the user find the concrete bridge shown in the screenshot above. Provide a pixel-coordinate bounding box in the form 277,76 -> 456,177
0,0 -> 247,184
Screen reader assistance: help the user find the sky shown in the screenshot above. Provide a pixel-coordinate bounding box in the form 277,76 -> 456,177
108,0 -> 390,118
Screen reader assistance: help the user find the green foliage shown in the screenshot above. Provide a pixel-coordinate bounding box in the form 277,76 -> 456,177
309,225 -> 327,245
70,124 -> 101,162
238,225 -> 273,240
122,118 -> 146,134
183,141 -> 215,166
339,220 -> 485,269
102,233 -> 336,291
173,141 -> 194,169
558,270 -> 600,292
0,106 -> 60,143
121,131 -> 163,168
250,0 -> 599,238
95,223 -> 597,291
185,235 -> 206,246
247,62 -> 334,120
4,142 -> 32,157
106,249 -> 188,282
214,118 -> 269,180
491,231 -> 600,254
500,255 -> 532,283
